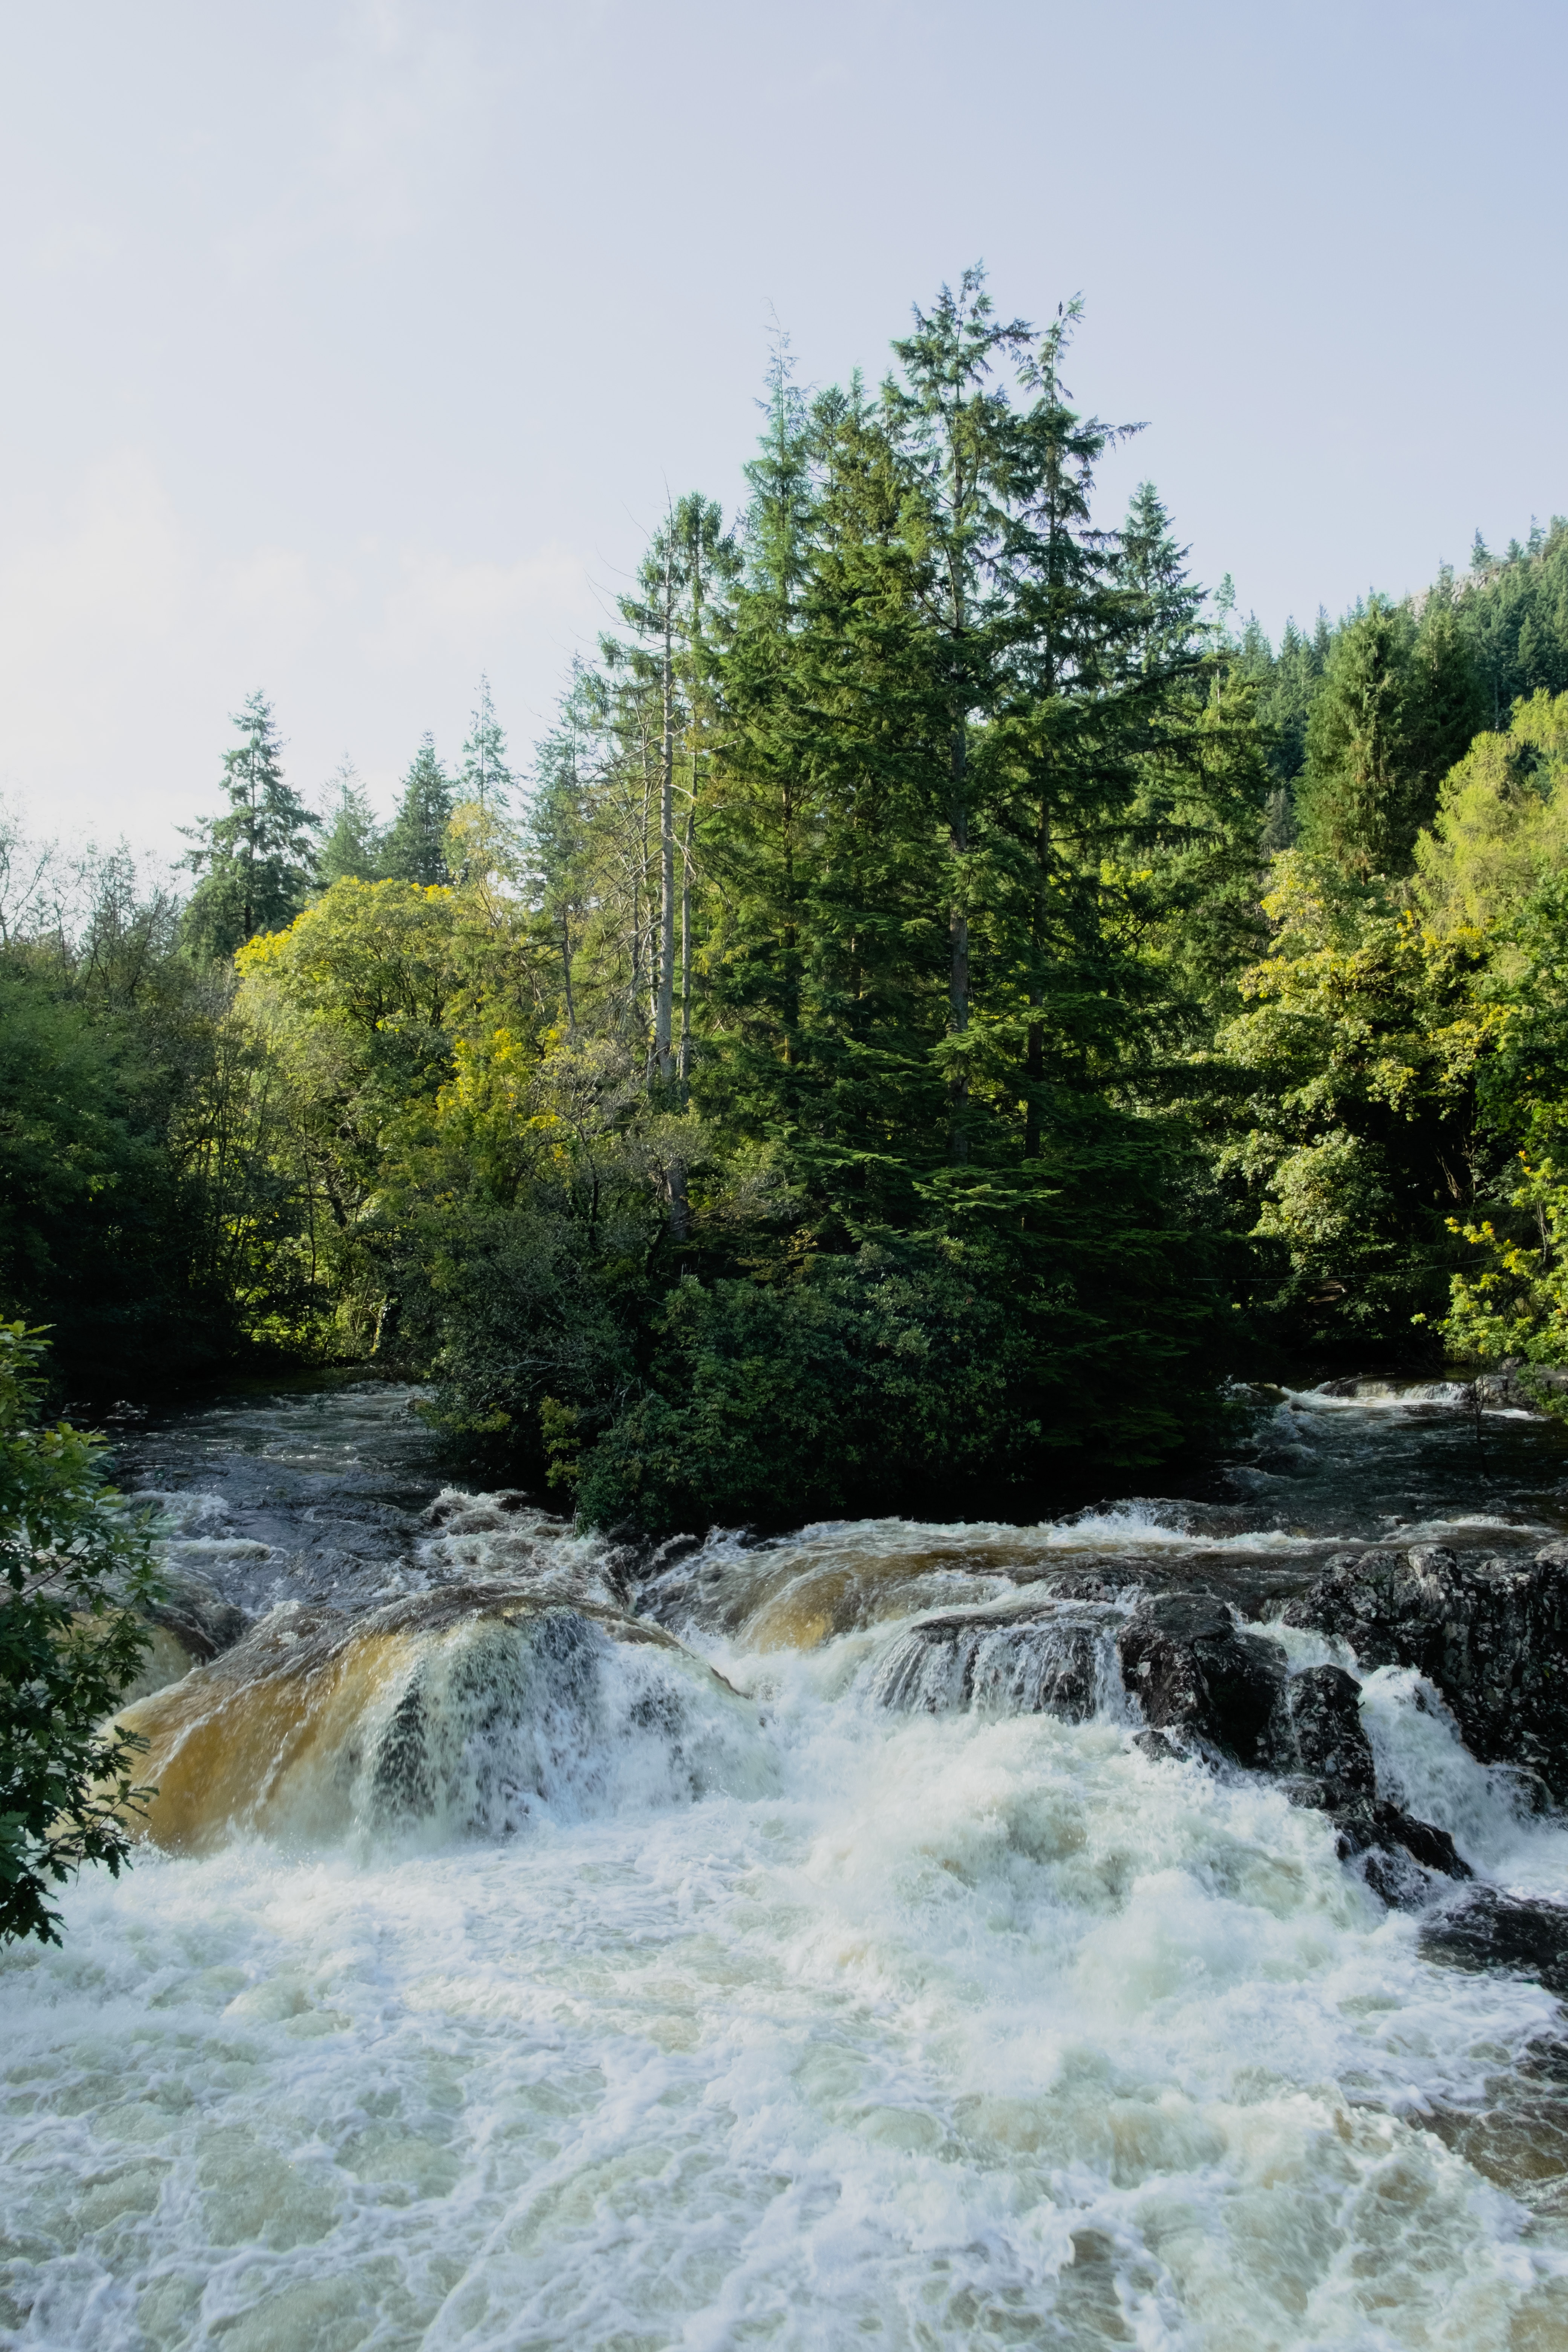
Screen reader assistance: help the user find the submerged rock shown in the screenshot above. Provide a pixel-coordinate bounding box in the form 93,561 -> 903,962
1421,1888 -> 1568,1996
868,1602 -> 1114,1719
150,1579 -> 248,1664
115,1581 -> 754,1851
1283,1542 -> 1568,1796
1327,1798 -> 1471,1907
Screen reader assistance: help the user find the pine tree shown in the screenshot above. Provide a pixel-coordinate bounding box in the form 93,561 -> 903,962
315,760 -> 385,887
182,692 -> 320,959
1297,599 -> 1414,876
1121,483 -> 1205,674
1406,577 -> 1484,814
457,677 -> 514,813
383,735 -> 454,886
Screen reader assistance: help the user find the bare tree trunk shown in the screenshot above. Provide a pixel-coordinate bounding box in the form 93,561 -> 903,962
1025,796 -> 1047,1159
948,719 -> 969,1164
678,799 -> 695,1096
655,552 -> 677,1084
559,913 -> 577,1036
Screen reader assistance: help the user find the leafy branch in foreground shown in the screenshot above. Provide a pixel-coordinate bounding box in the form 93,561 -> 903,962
0,1322 -> 163,1945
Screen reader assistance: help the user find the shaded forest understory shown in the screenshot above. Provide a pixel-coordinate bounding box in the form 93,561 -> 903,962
7,273 -> 1568,1532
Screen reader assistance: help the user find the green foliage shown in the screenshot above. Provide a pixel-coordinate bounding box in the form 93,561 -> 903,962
576,1243 -> 1018,1532
1441,869 -> 1568,1372
182,694 -> 319,959
315,762 -> 387,887
1415,689 -> 1568,937
383,735 -> 456,887
0,1323 -> 162,1946
1461,518 -> 1568,730
457,677 -> 514,813
1213,853 -> 1488,1353
0,845 -> 253,1384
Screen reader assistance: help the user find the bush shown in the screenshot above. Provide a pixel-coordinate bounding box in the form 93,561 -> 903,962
574,1242 -> 1021,1534
0,1323 -> 162,1945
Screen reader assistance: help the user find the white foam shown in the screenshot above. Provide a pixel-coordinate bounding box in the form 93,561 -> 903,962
8,1625 -> 1568,2347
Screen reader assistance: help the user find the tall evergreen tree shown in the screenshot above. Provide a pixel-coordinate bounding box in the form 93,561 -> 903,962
315,760 -> 385,887
1407,575 -> 1485,807
1296,599 -> 1415,876
383,735 -> 454,887
182,692 -> 319,959
614,496 -> 738,1086
1120,482 -> 1205,674
457,677 -> 514,812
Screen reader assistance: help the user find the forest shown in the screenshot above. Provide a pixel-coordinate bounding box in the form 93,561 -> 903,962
6,270 -> 1568,1536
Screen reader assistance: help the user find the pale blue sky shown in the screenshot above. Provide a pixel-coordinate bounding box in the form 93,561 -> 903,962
2,0 -> 1563,850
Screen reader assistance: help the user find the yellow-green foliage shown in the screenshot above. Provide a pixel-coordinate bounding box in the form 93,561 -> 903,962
1415,689 -> 1568,939
1214,853 -> 1489,1341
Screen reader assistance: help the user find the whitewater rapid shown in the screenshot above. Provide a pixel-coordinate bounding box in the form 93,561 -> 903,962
5,1380 -> 1568,2349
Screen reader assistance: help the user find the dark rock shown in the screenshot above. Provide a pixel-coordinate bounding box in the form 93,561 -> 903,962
1421,1888 -> 1568,1996
1283,1542 -> 1568,1796
150,1586 -> 247,1662
1116,1592 -> 1288,1766
1331,1798 -> 1471,1908
1134,1727 -> 1214,1769
1277,1663 -> 1378,1797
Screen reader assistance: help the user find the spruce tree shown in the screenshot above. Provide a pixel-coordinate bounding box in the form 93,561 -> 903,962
1297,599 -> 1414,876
1406,578 -> 1484,813
383,735 -> 454,886
315,760 -> 385,887
457,677 -> 514,812
182,692 -> 319,958
1120,483 -> 1204,673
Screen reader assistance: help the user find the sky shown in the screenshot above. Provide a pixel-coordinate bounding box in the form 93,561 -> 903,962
2,0 -> 1564,858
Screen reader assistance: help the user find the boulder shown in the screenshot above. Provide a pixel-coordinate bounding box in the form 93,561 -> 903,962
1121,1614 -> 1467,1903
1116,1593 -> 1288,1766
1421,1887 -> 1568,1995
1277,1663 -> 1377,1798
1283,1542 -> 1568,1796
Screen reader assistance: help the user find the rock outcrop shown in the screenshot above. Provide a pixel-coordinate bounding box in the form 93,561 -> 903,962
1118,1597 -> 1468,1903
1116,1593 -> 1288,1766
1283,1542 -> 1568,1797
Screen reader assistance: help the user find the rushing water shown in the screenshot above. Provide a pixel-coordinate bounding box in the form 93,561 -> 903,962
7,1378 -> 1568,2349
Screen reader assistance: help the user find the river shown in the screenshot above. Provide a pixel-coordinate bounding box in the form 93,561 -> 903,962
5,1377 -> 1568,2349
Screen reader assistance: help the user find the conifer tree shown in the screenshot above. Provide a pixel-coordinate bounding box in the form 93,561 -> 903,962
457,677 -> 513,812
614,497 -> 738,1086
1407,577 -> 1484,809
1296,599 -> 1415,876
182,692 -> 319,959
383,735 -> 454,886
315,760 -> 385,887
1120,483 -> 1205,673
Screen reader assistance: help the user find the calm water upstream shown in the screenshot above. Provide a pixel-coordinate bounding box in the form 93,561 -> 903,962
6,1377 -> 1568,2349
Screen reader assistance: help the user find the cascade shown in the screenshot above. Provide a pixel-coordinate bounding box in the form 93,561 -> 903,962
6,1375 -> 1568,2349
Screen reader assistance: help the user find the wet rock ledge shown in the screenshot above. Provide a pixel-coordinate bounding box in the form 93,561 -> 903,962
1279,1542 -> 1568,1800
885,1537 -> 1568,1922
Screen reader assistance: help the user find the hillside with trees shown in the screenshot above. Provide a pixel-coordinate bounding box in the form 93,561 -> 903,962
5,270 -> 1568,1529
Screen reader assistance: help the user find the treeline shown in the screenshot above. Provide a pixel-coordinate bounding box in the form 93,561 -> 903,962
6,269 -> 1568,1526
